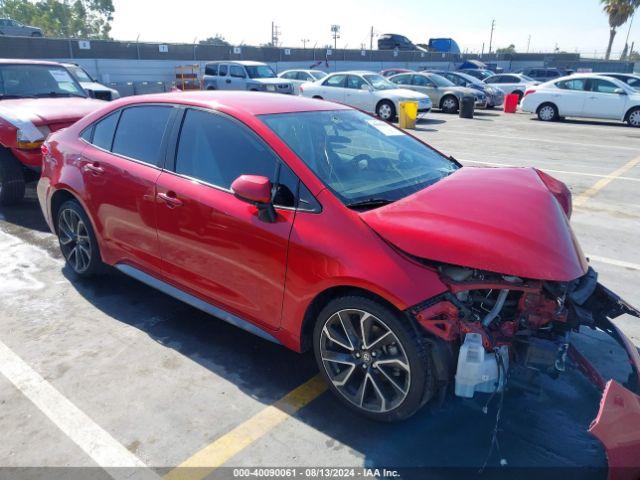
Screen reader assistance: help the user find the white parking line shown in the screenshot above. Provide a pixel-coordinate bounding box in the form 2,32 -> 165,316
459,159 -> 640,182
434,130 -> 640,151
0,340 -> 159,480
588,254 -> 640,271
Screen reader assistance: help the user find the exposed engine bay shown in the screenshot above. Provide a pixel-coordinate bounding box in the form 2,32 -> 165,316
408,264 -> 640,479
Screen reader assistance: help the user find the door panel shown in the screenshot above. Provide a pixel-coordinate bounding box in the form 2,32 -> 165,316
583,79 -> 629,119
81,145 -> 162,271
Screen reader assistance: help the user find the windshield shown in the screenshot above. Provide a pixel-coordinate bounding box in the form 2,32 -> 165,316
68,65 -> 93,82
363,74 -> 397,90
455,71 -> 483,85
245,65 -> 276,79
310,71 -> 327,80
260,110 -> 458,207
427,74 -> 455,87
0,64 -> 86,99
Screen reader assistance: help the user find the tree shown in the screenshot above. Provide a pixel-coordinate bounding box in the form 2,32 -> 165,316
496,44 -> 516,54
601,0 -> 639,59
199,34 -> 230,46
0,0 -> 114,39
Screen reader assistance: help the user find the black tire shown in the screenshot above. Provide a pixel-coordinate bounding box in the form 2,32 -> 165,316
537,102 -> 559,122
626,107 -> 640,128
31,31 -> 43,37
0,149 -> 26,206
56,200 -> 104,277
206,86 -> 216,90
312,95 -> 323,100
376,100 -> 396,122
440,95 -> 459,114
313,295 -> 435,422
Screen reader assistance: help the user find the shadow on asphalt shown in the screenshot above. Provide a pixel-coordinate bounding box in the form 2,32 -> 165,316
8,190 -> 615,479
0,186 -> 50,233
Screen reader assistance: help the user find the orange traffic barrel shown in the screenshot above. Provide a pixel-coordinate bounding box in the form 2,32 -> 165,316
504,93 -> 519,114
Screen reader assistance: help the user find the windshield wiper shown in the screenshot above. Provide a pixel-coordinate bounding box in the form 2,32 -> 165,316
345,198 -> 394,210
34,92 -> 86,98
0,94 -> 35,100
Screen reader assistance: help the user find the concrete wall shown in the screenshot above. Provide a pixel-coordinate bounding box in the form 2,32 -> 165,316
0,35 -> 635,84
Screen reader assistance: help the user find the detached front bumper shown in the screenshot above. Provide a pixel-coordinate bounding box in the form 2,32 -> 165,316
574,284 -> 640,480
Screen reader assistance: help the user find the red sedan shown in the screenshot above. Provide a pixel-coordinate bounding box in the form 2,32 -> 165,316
38,92 -> 639,438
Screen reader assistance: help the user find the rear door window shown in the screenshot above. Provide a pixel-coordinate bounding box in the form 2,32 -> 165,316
91,111 -> 119,150
230,65 -> 246,78
556,78 -> 586,91
112,106 -> 173,166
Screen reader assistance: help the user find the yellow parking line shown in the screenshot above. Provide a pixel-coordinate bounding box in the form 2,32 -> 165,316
163,375 -> 327,480
573,156 -> 640,208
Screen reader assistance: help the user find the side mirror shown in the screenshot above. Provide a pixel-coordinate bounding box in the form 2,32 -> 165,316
231,175 -> 277,222
614,88 -> 627,95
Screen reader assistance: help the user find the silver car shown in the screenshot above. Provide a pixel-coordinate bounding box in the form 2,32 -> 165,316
0,18 -> 42,37
389,72 -> 486,113
62,63 -> 120,101
278,69 -> 327,94
203,61 -> 293,94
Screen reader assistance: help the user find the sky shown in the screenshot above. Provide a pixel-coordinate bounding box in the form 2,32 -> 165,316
109,0 -> 638,57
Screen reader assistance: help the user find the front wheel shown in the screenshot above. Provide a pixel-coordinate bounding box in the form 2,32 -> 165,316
313,295 -> 434,422
627,108 -> 640,128
440,95 -> 459,114
0,149 -> 26,206
56,200 -> 104,277
376,100 -> 396,122
537,103 -> 558,122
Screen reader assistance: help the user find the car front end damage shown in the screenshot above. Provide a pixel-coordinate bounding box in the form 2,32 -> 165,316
410,264 -> 640,479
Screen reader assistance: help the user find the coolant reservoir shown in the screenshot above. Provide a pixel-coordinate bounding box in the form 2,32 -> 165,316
455,333 -> 509,398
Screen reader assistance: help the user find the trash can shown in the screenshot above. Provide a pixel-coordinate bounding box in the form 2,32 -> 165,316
398,101 -> 418,129
504,93 -> 519,113
459,95 -> 475,119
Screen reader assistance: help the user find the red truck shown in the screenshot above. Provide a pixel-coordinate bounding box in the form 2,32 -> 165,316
0,59 -> 105,205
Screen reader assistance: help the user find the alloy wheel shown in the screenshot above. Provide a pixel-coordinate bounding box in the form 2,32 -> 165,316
539,105 -> 556,121
442,97 -> 458,112
378,103 -> 393,120
58,208 -> 92,274
319,309 -> 411,413
629,110 -> 640,127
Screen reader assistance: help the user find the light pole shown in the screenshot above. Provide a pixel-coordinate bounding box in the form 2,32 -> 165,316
331,25 -> 340,49
301,38 -> 309,49
488,19 -> 495,53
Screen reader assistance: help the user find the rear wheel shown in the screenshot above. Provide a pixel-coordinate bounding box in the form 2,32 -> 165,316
0,149 -> 26,206
56,200 -> 104,277
312,95 -> 324,100
376,100 -> 396,121
440,95 -> 459,114
537,103 -> 559,122
627,108 -> 640,128
313,295 -> 434,422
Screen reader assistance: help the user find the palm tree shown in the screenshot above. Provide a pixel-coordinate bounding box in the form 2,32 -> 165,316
602,0 -> 639,59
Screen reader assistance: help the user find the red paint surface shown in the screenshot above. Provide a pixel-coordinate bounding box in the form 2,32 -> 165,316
361,166 -> 588,281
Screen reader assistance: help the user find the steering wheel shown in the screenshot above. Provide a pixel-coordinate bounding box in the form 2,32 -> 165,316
352,153 -> 373,170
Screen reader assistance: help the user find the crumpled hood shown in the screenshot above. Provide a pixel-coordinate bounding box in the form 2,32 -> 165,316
360,167 -> 588,281
0,97 -> 106,126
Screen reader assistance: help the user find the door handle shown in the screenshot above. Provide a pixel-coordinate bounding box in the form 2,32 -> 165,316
83,162 -> 104,174
225,79 -> 231,84
157,191 -> 183,208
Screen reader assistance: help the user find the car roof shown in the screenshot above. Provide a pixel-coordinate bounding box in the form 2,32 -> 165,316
111,91 -> 351,116
0,58 -> 63,66
206,60 -> 267,66
330,70 -> 378,76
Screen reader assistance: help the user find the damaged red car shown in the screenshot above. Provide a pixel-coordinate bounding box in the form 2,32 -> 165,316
38,92 -> 639,472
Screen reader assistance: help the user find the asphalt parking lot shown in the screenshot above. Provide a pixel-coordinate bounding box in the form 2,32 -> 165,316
0,109 -> 638,479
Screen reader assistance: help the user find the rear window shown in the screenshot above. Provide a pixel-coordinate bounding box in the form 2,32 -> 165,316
112,106 -> 172,166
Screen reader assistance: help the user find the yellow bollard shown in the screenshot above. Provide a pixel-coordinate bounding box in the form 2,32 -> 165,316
398,101 -> 418,129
